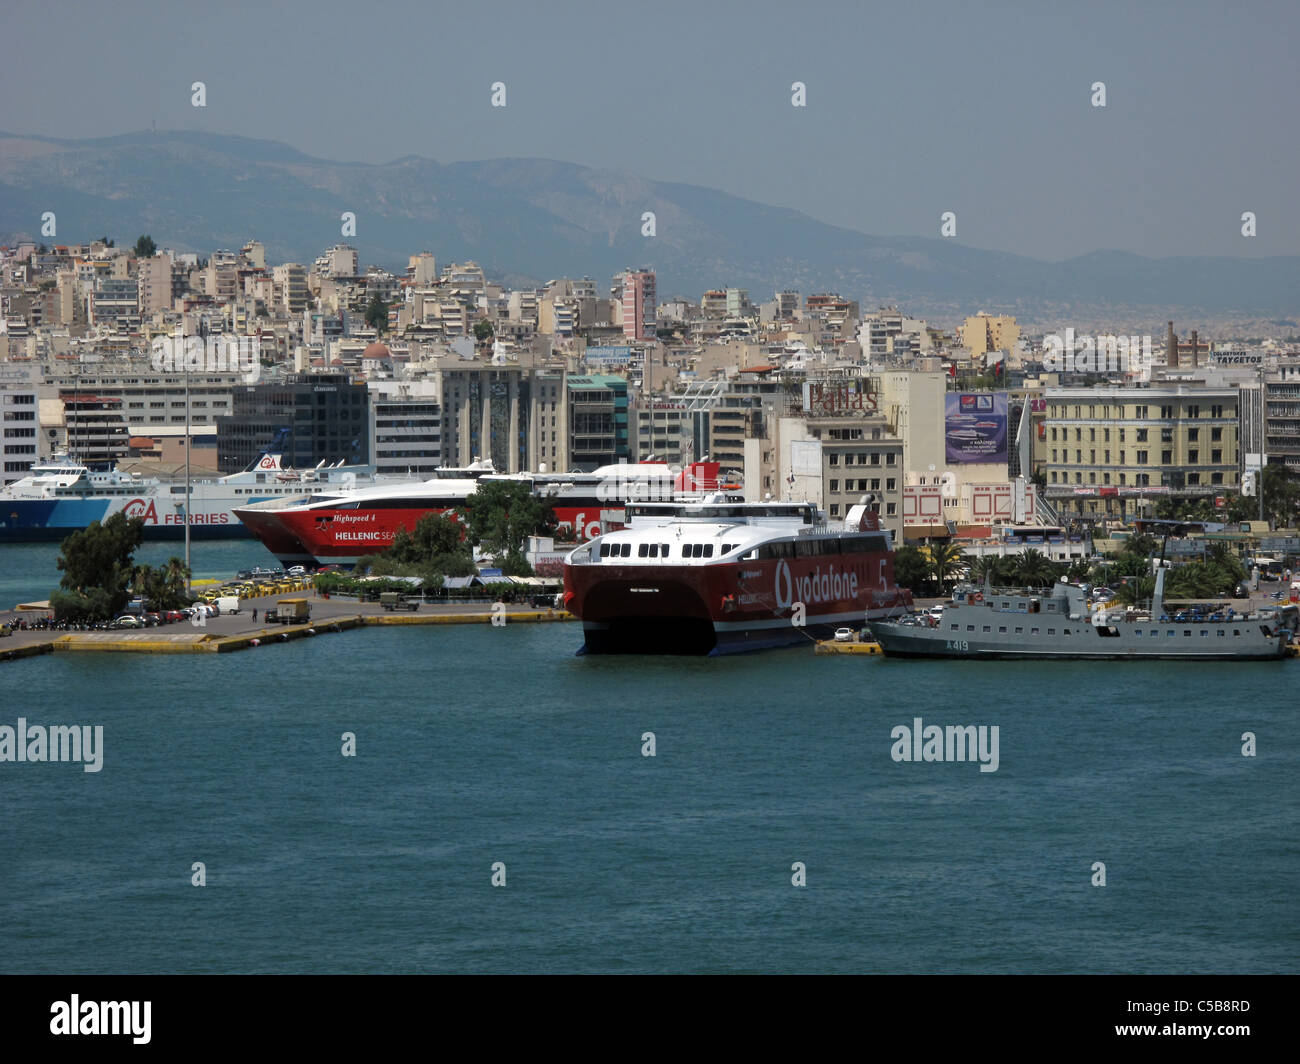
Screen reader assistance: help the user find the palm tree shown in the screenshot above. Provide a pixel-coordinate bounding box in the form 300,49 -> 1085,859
1065,558 -> 1092,583
924,540 -> 965,594
1113,575 -> 1155,608
1013,547 -> 1056,587
163,556 -> 191,606
966,554 -> 1000,588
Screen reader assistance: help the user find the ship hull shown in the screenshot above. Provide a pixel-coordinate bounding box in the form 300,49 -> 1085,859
234,503 -> 612,568
565,556 -> 911,656
870,623 -> 1290,661
0,496 -> 255,541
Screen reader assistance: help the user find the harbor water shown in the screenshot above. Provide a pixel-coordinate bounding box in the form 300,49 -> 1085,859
1,545 -> 1296,973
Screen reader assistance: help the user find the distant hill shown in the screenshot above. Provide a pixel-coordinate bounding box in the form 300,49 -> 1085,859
2,129 -> 1298,325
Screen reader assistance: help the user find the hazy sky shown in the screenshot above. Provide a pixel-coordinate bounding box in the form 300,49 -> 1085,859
2,0 -> 1297,260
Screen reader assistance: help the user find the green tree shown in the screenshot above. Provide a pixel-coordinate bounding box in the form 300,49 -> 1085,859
1065,558 -> 1092,583
463,481 -> 554,563
133,556 -> 192,610
1259,465 -> 1300,527
411,512 -> 464,558
966,554 -> 1001,587
1113,575 -> 1155,608
354,513 -> 476,584
53,512 -> 145,621
893,545 -> 929,592
134,234 -> 157,258
364,293 -> 390,333
923,540 -> 965,593
473,319 -> 495,342
1010,547 -> 1056,587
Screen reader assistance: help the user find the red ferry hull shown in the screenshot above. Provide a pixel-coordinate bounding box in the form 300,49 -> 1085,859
563,554 -> 912,655
235,503 -> 612,568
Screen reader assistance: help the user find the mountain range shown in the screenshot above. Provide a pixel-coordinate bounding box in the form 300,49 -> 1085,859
2,130 -> 1297,329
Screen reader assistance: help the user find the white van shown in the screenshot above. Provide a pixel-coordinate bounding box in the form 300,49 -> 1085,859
215,595 -> 241,615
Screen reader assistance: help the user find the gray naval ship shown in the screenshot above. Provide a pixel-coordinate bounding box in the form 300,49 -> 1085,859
869,567 -> 1295,661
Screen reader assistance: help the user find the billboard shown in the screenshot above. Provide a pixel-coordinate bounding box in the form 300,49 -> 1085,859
945,393 -> 1008,464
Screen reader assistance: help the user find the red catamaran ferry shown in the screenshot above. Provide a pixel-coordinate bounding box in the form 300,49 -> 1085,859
233,460 -> 730,569
563,494 -> 913,655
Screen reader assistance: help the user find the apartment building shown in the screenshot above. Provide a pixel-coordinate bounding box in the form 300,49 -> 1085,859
1044,384 -> 1240,520
367,378 -> 442,476
0,362 -> 41,483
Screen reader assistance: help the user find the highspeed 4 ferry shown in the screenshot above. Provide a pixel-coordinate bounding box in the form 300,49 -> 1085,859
562,495 -> 913,655
234,461 -> 731,568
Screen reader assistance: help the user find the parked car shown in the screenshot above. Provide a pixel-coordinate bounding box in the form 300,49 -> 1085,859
833,627 -> 855,643
928,604 -> 945,619
287,565 -> 307,576
163,610 -> 185,622
112,615 -> 145,629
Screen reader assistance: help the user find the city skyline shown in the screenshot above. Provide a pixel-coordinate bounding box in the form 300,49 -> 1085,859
1,0 -> 1298,261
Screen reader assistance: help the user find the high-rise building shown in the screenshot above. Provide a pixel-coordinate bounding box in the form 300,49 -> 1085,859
272,263 -> 310,314
0,362 -> 40,484
567,374 -> 630,469
367,379 -> 442,476
961,312 -> 1020,358
61,393 -> 130,467
620,269 -> 656,341
217,373 -> 369,473
137,254 -> 174,319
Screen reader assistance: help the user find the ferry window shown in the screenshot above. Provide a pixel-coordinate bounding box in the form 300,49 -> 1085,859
967,625 -> 975,632
1233,629 -> 1240,636
1048,629 -> 1055,635
638,543 -> 649,557
621,543 -> 632,558
1217,630 -> 1225,637
1201,630 -> 1209,638
950,624 -> 958,631
1031,627 -> 1039,635
599,544 -> 609,557
1001,602 -> 1010,609
1134,631 -> 1142,637
662,544 -> 669,556
703,545 -> 714,558
1015,627 -> 1023,634
1064,630 -> 1071,636
1183,630 -> 1191,637
1167,631 -> 1174,637
982,626 -> 991,633
998,626 -> 1007,633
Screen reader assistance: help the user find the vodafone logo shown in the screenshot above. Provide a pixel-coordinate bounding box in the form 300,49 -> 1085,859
123,498 -> 159,523
774,558 -> 860,608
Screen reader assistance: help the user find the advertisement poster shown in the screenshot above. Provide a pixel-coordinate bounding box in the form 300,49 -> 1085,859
945,393 -> 1008,464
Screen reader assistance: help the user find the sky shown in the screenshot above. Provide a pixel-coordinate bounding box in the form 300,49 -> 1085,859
2,0 -> 1297,261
